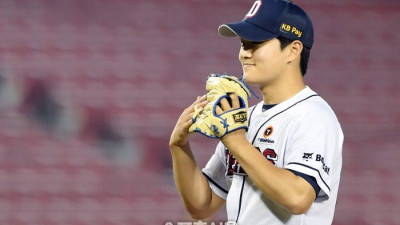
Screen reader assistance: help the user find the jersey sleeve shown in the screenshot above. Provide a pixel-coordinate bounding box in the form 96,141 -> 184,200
202,141 -> 229,199
284,102 -> 343,199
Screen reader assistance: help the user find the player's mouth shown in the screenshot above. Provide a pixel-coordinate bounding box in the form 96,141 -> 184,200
243,63 -> 255,69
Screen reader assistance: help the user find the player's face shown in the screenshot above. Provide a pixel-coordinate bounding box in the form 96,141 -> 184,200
239,38 -> 287,87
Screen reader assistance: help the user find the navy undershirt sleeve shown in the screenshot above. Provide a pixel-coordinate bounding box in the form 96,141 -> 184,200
289,169 -> 321,198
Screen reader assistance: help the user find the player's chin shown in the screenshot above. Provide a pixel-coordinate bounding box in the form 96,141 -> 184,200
242,72 -> 256,84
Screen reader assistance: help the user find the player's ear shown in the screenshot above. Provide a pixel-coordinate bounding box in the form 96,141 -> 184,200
286,40 -> 303,63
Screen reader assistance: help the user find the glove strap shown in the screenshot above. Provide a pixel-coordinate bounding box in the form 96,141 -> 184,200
240,77 -> 260,99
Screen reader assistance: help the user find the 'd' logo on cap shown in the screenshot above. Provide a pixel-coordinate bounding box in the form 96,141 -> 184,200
245,0 -> 262,18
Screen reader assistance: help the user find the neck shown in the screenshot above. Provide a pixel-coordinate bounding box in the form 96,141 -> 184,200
260,72 -> 306,105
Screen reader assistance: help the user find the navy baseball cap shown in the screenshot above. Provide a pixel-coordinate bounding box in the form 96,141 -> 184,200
218,0 -> 314,49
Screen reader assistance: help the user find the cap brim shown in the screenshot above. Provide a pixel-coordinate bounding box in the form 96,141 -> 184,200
218,21 -> 278,42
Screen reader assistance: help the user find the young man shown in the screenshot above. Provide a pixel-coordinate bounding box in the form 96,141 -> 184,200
169,0 -> 343,224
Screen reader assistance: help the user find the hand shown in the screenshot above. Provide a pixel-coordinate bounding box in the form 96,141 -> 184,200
169,95 -> 208,148
188,74 -> 250,138
218,93 -> 247,143
215,93 -> 241,115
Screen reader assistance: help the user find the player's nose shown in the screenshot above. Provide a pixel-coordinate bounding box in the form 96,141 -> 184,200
239,47 -> 253,62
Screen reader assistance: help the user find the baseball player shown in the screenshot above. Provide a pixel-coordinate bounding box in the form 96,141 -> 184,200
169,0 -> 343,224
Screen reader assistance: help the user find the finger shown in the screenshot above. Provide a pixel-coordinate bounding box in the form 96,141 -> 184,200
188,99 -> 208,114
195,95 -> 207,106
191,97 -> 208,111
183,120 -> 194,131
219,97 -> 232,111
191,105 -> 203,121
185,95 -> 207,113
230,93 -> 240,109
215,105 -> 223,115
190,95 -> 206,107
183,114 -> 195,127
199,98 -> 209,107
197,94 -> 207,102
181,109 -> 199,127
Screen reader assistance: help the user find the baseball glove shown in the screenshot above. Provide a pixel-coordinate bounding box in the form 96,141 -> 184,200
188,73 -> 251,138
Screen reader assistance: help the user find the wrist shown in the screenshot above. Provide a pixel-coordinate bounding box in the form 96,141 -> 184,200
221,128 -> 247,148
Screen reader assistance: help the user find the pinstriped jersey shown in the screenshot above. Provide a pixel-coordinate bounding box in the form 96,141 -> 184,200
202,86 -> 343,225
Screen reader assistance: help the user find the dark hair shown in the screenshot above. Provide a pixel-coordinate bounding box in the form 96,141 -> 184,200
277,36 -> 310,76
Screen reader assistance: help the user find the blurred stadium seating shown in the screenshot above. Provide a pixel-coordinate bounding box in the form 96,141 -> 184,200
0,0 -> 398,224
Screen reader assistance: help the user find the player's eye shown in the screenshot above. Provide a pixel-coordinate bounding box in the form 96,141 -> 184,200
241,40 -> 263,50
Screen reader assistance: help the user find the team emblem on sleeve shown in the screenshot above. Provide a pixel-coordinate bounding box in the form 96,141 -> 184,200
302,153 -> 313,161
302,152 -> 331,175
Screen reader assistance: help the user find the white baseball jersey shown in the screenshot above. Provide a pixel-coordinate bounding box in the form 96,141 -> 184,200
202,86 -> 343,225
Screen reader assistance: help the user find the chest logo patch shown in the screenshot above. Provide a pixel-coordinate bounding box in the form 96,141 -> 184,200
258,126 -> 275,144
264,126 -> 273,137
